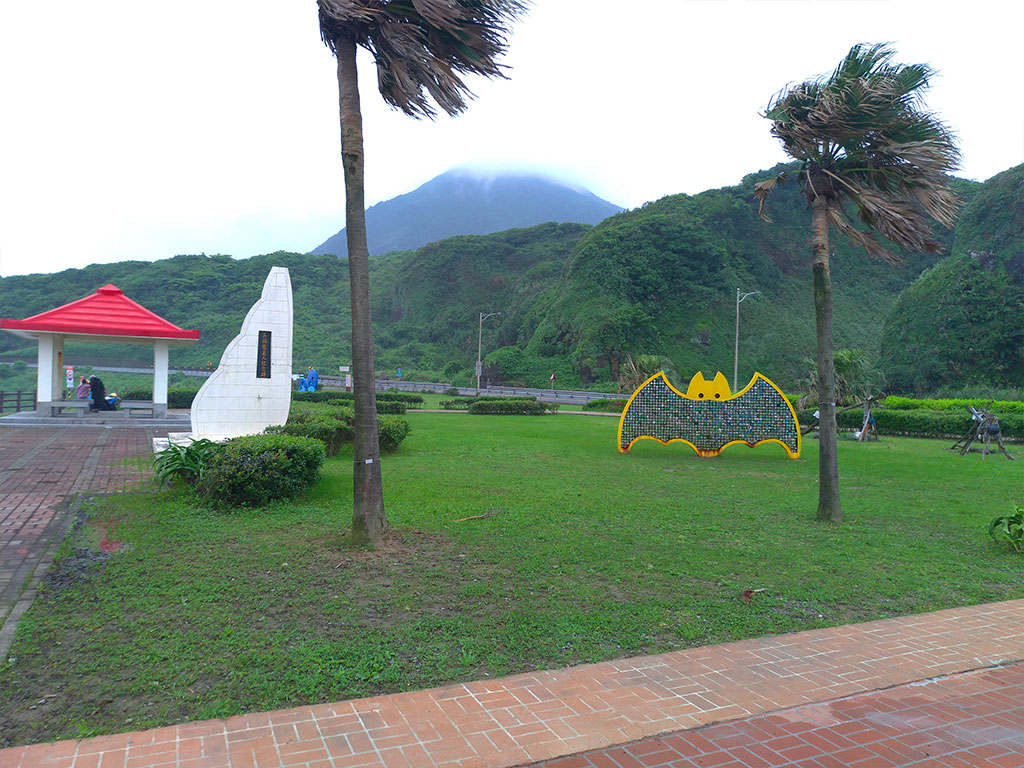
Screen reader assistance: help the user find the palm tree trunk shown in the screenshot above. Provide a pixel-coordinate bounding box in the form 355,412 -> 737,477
811,199 -> 842,523
336,35 -> 387,545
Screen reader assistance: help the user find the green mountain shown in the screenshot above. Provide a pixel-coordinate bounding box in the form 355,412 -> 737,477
3,164 -> 1008,395
880,164 -> 1024,393
311,170 -> 622,257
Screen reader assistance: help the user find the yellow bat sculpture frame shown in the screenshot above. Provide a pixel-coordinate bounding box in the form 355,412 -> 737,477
618,370 -> 801,458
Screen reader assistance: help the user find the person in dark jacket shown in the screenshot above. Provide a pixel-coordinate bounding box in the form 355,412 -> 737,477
88,376 -> 117,411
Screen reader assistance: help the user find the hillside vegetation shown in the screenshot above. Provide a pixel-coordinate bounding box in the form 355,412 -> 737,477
2,164 -> 1011,395
881,164 -> 1023,392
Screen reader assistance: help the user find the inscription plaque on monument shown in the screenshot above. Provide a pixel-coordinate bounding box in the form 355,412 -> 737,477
257,330 -> 272,378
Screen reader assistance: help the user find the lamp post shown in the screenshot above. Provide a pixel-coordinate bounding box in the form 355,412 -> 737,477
733,288 -> 761,392
476,311 -> 502,395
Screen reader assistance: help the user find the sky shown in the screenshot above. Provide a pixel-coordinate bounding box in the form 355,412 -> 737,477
1,1 -> 1021,278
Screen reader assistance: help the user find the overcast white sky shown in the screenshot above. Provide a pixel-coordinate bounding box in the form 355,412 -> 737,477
1,1 -> 1021,278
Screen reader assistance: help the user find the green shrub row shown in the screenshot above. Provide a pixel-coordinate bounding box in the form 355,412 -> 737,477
882,395 -> 1024,414
120,388 -> 200,408
292,390 -> 423,405
796,407 -> 1023,440
197,434 -> 325,508
441,395 -> 537,410
468,400 -> 559,415
582,398 -> 627,413
267,402 -> 410,455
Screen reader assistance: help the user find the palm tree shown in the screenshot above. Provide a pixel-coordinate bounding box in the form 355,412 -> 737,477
754,43 -> 960,523
318,0 -> 527,545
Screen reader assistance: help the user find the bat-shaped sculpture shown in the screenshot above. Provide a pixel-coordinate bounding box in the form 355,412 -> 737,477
618,371 -> 800,458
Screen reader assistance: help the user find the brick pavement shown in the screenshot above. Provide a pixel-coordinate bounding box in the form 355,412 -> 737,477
0,427 -> 166,654
3,598 -> 1022,768
529,663 -> 1024,768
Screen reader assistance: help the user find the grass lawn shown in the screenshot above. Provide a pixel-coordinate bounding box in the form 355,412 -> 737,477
1,412 -> 1021,746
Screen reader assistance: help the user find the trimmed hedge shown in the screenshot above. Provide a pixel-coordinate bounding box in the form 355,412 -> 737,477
268,401 -> 410,454
292,390 -> 423,406
469,400 -> 559,415
119,388 -> 200,408
582,398 -> 627,413
797,407 -> 1023,441
375,400 -> 407,415
442,395 -> 537,410
378,416 -> 411,452
882,396 -> 1024,414
197,434 -> 325,508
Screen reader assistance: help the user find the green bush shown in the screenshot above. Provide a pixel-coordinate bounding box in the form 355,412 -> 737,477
989,506 -> 1024,554
118,388 -> 200,408
441,399 -> 472,410
197,434 -> 325,508
292,390 -> 422,406
882,396 -> 1024,414
271,402 -> 410,454
375,400 -> 407,415
376,392 -> 424,405
798,407 -> 1023,441
582,398 -> 627,413
469,400 -> 558,415
378,416 -> 411,452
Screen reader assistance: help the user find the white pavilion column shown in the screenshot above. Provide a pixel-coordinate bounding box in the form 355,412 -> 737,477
35,334 -> 56,415
153,340 -> 169,418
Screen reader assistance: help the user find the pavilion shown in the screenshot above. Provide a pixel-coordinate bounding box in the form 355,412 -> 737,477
0,284 -> 200,417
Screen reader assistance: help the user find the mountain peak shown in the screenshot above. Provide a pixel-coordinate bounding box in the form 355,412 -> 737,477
310,171 -> 622,257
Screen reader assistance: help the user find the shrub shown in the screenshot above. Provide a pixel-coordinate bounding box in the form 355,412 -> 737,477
197,434 -> 325,508
376,392 -> 424,404
118,388 -> 200,408
292,390 -> 422,406
582,398 -> 627,413
378,416 -> 411,452
800,407 -> 1022,441
444,387 -> 460,395
153,439 -> 223,488
882,396 -> 1024,414
375,400 -> 407,415
989,506 -> 1024,554
469,400 -> 558,415
441,399 -> 472,410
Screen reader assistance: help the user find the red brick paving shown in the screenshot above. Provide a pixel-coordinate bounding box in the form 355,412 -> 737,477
530,663 -> 1024,768
0,427 -> 167,649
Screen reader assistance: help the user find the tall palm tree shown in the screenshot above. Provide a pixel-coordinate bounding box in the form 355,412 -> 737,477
754,43 -> 960,523
318,0 -> 527,545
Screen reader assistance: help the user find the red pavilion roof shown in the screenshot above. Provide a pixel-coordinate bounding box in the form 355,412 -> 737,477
0,284 -> 200,341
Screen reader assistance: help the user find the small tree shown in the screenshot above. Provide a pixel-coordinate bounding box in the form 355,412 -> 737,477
755,43 -> 960,522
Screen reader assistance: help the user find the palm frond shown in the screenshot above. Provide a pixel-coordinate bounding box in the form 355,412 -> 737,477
760,42 -> 961,257
319,0 -> 528,118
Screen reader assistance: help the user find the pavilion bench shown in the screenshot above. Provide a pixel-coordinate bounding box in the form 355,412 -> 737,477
38,400 -> 162,417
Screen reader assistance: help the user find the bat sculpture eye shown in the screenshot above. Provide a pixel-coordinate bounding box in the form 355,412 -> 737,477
698,392 -> 704,398
714,393 -> 721,399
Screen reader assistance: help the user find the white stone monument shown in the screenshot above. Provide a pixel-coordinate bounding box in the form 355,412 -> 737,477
190,267 -> 293,440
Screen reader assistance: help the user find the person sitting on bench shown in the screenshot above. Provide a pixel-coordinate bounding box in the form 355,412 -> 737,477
88,376 -> 118,411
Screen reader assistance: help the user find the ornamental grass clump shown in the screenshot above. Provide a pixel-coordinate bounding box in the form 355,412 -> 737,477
197,434 -> 325,508
153,438 -> 224,488
989,506 -> 1024,554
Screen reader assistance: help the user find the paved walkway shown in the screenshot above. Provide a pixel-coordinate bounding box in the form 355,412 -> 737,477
3,599 -> 1022,768
0,427 -> 168,654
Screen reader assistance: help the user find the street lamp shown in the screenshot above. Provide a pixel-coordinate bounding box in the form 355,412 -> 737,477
733,288 -> 761,392
476,311 -> 502,395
